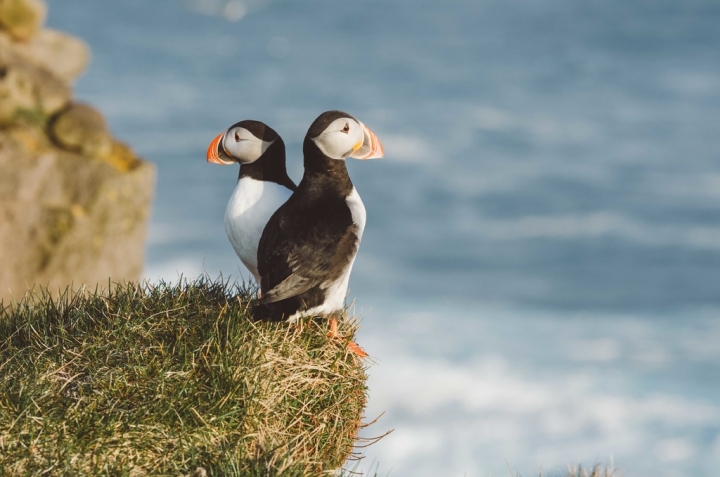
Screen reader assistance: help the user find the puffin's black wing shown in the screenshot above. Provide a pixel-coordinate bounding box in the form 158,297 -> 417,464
258,196 -> 358,304
260,270 -> 316,303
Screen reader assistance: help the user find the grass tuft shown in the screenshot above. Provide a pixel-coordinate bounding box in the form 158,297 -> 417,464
563,463 -> 620,477
0,277 -> 368,476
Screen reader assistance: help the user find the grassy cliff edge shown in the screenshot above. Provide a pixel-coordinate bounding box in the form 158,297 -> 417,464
0,278 -> 368,476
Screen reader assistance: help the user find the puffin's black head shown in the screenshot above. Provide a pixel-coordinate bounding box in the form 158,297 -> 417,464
306,110 -> 384,161
207,120 -> 281,165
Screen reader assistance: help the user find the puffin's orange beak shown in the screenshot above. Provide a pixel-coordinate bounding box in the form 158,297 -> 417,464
206,133 -> 234,165
350,122 -> 384,160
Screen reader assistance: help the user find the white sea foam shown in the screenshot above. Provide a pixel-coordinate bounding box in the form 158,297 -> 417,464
354,305 -> 720,476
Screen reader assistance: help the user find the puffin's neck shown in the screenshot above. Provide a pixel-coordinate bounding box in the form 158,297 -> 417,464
238,139 -> 296,190
300,138 -> 354,196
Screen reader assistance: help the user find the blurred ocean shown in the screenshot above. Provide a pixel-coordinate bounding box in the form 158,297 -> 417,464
47,1 -> 720,475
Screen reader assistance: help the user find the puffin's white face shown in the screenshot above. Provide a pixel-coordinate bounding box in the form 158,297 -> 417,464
311,118 -> 384,160
222,127 -> 274,164
207,126 -> 275,165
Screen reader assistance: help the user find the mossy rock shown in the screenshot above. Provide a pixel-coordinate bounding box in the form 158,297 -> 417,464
49,103 -> 113,158
0,49 -> 71,126
0,0 -> 46,42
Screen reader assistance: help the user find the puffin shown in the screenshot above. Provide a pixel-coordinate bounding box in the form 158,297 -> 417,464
207,120 -> 297,284
257,110 -> 384,356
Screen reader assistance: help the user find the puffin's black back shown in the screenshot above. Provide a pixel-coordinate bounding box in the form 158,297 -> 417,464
256,114 -> 361,320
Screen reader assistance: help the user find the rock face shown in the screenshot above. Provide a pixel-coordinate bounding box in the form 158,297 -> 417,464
11,28 -> 90,83
0,0 -> 155,302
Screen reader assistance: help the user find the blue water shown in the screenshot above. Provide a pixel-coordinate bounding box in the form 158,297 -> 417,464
47,1 -> 720,475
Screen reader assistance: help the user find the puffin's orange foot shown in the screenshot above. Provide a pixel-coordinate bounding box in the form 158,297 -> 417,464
326,318 -> 367,357
327,317 -> 339,339
348,341 -> 368,358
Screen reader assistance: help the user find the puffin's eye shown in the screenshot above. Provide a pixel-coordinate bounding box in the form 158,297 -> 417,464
234,131 -> 242,142
341,123 -> 350,133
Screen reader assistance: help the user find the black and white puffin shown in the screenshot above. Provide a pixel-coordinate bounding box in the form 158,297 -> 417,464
257,110 -> 384,356
207,120 -> 297,283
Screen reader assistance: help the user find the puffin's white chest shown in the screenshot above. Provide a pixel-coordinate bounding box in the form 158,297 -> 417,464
345,187 -> 366,241
224,177 -> 292,282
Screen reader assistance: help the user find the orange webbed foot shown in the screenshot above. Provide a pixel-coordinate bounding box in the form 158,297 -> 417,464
348,341 -> 368,358
327,317 -> 368,358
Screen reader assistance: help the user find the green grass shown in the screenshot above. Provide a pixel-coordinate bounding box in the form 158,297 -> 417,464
0,277 -> 368,476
